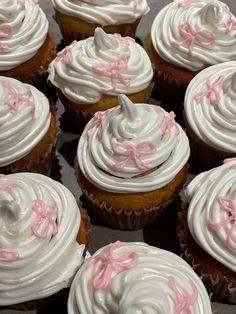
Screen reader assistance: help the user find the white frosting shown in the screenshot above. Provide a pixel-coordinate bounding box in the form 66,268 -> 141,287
151,0 -> 236,71
184,61 -> 236,153
0,172 -> 85,306
186,158 -> 236,272
68,242 -> 212,314
52,0 -> 149,27
0,0 -> 48,71
48,28 -> 153,105
77,95 -> 190,193
0,76 -> 51,167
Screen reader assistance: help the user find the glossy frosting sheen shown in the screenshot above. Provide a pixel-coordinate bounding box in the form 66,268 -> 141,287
52,0 -> 149,26
48,28 -> 153,105
68,241 -> 212,314
151,0 -> 236,71
184,61 -> 236,153
77,95 -> 190,193
0,77 -> 51,167
186,158 -> 236,272
0,172 -> 85,306
0,0 -> 48,71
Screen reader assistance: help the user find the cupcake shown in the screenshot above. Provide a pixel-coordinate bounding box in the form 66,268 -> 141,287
177,158 -> 236,302
184,61 -> 236,170
146,0 -> 236,109
68,241 -> 212,313
48,28 -> 154,128
52,0 -> 150,45
76,94 -> 190,230
0,76 -> 58,175
0,0 -> 55,96
0,172 -> 90,310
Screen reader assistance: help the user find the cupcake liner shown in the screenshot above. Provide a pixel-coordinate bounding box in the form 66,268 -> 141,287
177,209 -> 236,303
184,116 -> 235,170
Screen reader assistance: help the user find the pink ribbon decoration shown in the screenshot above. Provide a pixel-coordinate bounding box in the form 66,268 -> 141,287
0,248 -> 19,262
86,241 -> 138,290
112,141 -> 155,170
32,199 -> 58,239
3,83 -> 35,112
130,0 -> 137,10
55,41 -> 76,65
172,22 -> 215,57
114,34 -> 135,48
168,276 -> 198,314
92,55 -> 130,92
224,4 -> 236,33
0,183 -> 17,191
86,108 -> 113,140
223,157 -> 236,170
162,111 -> 180,135
194,75 -> 224,106
208,196 -> 236,250
177,0 -> 195,8
0,24 -> 12,40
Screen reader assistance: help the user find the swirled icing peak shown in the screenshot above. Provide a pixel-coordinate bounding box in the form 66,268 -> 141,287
186,158 -> 236,272
184,61 -> 236,154
0,76 -> 51,167
0,0 -> 48,71
48,28 -> 153,104
0,172 -> 85,306
52,0 -> 149,27
77,95 -> 190,193
151,0 -> 236,71
68,242 -> 212,314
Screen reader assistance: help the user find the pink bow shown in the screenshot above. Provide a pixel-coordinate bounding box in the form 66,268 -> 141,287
86,241 -> 138,290
0,248 -> 19,262
177,0 -> 195,8
208,196 -> 236,250
93,55 -> 130,92
223,158 -> 236,170
32,199 -> 58,239
0,24 -> 12,40
3,83 -> 35,112
168,276 -> 198,314
114,34 -> 135,48
172,22 -> 215,57
55,41 -> 76,65
112,141 -> 155,170
161,111 -> 180,135
224,5 -> 236,33
0,183 -> 17,191
86,108 -> 113,140
194,75 -> 224,105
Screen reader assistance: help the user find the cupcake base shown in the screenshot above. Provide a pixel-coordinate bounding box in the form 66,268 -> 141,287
145,34 -> 199,113
0,33 -> 56,100
184,116 -> 235,171
54,10 -> 140,44
0,102 -> 59,175
76,164 -> 188,230
177,208 -> 236,303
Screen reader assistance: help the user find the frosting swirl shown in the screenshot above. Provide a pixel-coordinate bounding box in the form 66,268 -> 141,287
48,28 -> 153,105
68,241 -> 212,314
0,172 -> 85,306
0,76 -> 51,167
186,158 -> 236,272
52,0 -> 149,26
151,0 -> 236,71
77,95 -> 190,193
184,61 -> 236,153
0,0 -> 49,71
